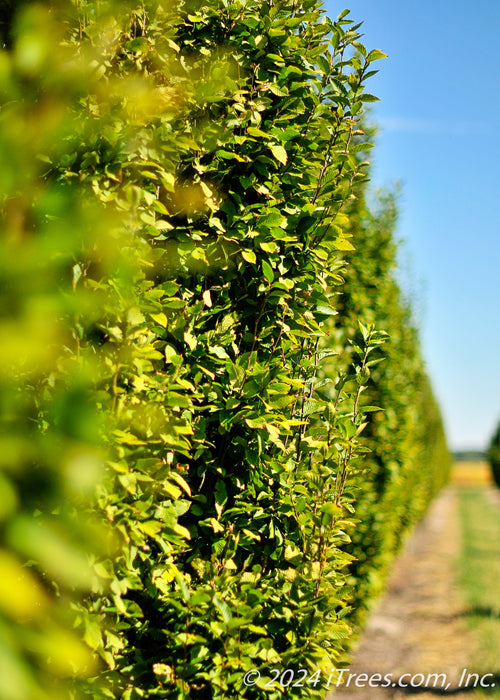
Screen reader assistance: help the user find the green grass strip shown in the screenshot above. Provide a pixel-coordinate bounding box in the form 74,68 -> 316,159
457,487 -> 500,695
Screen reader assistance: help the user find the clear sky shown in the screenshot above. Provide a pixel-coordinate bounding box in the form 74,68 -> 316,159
324,0 -> 500,451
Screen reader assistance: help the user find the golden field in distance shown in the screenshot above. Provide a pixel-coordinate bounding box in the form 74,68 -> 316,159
452,460 -> 492,486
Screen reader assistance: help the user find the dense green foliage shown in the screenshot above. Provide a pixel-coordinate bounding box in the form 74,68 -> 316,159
487,423 -> 500,488
0,1 -> 449,699
333,186 -> 451,624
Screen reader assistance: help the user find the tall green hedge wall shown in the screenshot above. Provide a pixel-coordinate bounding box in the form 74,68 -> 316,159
332,185 -> 451,626
0,1 -> 449,699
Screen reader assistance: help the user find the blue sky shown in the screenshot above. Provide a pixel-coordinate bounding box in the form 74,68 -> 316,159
324,0 -> 500,451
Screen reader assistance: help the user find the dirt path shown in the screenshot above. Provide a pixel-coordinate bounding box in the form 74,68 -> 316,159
327,487 -> 475,699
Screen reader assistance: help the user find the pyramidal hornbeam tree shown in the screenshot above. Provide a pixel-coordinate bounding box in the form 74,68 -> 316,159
0,2 -> 448,699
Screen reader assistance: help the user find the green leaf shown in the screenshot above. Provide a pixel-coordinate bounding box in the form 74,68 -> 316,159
247,126 -> 270,139
216,150 -> 245,162
213,596 -> 232,623
316,305 -> 338,316
241,249 -> 257,264
209,345 -> 230,359
84,620 -> 104,651
269,144 -> 287,166
163,481 -> 182,499
266,53 -> 285,64
170,472 -> 192,497
112,430 -> 146,446
173,523 -> 191,540
367,49 -> 388,62
269,83 -> 289,97
125,37 -> 149,53
261,211 -> 286,228
262,260 -> 274,283
268,394 -> 294,409
316,55 -> 331,74
333,237 -> 356,251
259,240 -> 278,253
150,312 -> 168,327
138,520 -> 162,536
164,344 -> 180,363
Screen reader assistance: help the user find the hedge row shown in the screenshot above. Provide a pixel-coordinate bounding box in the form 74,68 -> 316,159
332,184 -> 451,628
0,2 -> 449,699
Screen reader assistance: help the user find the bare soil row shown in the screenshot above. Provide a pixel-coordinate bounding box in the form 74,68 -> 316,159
328,486 -> 477,699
